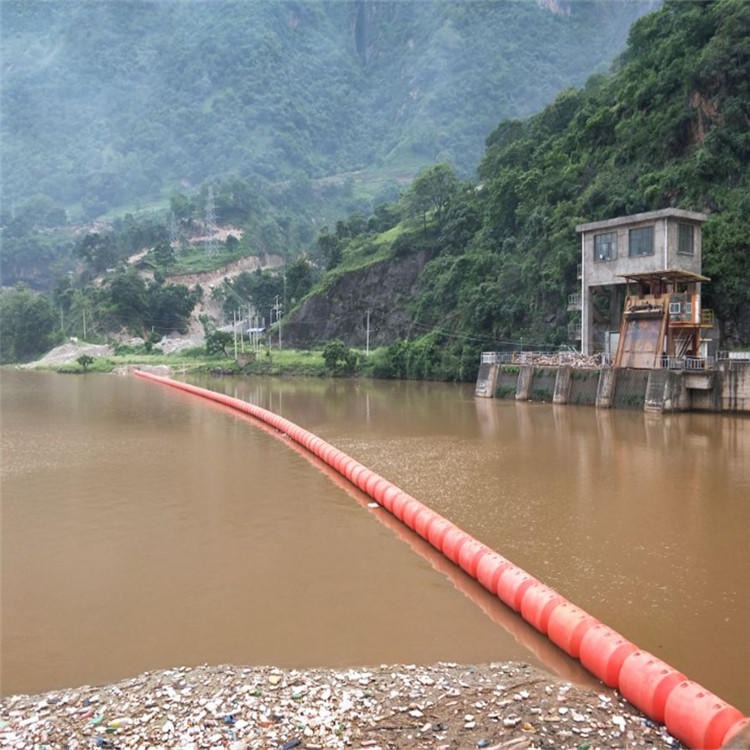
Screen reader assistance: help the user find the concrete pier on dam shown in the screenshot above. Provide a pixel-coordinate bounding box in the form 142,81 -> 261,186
475,354 -> 750,414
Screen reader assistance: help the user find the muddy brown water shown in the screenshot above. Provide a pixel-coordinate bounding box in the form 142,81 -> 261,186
1,370 -> 748,713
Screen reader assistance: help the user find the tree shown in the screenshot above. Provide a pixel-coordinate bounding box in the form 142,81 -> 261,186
322,339 -> 357,375
404,164 -> 460,231
285,256 -> 315,305
0,284 -> 58,363
205,330 -> 234,357
145,282 -> 200,335
316,228 -> 342,270
150,241 -> 176,268
169,193 -> 194,223
76,354 -> 94,370
75,233 -> 119,273
223,269 -> 283,319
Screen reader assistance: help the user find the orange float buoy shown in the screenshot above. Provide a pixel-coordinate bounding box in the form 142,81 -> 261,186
722,717 -> 750,748
664,681 -> 746,750
579,624 -> 638,688
412,505 -> 437,537
400,497 -> 424,529
546,602 -> 599,658
496,566 -> 537,612
389,490 -> 412,519
475,552 -> 512,595
369,476 -> 389,502
426,516 -> 454,549
618,651 -> 685,723
336,454 -> 356,479
348,462 -> 367,487
440,526 -> 470,565
378,484 -> 401,512
457,538 -> 490,579
519,584 -> 563,634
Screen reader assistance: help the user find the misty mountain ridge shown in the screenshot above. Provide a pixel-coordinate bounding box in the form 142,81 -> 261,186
1,0 -> 656,221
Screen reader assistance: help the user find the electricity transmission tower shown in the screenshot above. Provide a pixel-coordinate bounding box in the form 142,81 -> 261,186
168,211 -> 178,246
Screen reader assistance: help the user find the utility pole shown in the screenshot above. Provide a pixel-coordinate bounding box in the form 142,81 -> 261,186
366,309 -> 371,356
232,309 -> 238,359
273,295 -> 283,350
239,309 -> 245,353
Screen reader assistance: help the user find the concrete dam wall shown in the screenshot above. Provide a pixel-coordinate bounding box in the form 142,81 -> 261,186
476,361 -> 750,414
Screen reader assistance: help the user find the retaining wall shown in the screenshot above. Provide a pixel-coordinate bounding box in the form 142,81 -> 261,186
135,370 -> 747,749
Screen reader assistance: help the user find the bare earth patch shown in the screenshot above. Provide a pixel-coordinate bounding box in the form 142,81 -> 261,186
24,342 -> 114,367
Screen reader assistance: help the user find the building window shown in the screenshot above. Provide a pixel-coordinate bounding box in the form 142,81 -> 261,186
629,226 -> 654,257
594,232 -> 617,262
678,223 -> 694,255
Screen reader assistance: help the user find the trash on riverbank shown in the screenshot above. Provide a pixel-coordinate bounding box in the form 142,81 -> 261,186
0,662 -> 681,749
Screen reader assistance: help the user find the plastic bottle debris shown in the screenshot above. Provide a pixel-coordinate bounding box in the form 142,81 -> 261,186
0,662 -> 682,750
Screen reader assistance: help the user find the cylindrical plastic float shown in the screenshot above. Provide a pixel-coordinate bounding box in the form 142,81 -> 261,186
579,623 -> 638,688
664,681 -> 746,750
619,651 -> 686,723
133,371 -> 748,749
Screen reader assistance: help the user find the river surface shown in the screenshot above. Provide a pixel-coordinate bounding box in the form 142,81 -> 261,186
1,370 -> 748,712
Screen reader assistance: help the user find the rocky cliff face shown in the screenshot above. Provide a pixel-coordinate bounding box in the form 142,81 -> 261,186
282,250 -> 431,349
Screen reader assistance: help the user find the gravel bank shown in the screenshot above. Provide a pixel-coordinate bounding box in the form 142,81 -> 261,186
0,662 -> 682,749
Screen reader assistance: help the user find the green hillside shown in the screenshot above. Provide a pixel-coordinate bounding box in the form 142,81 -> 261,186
283,0 -> 750,376
1,0 -> 653,220
6,0 -> 749,370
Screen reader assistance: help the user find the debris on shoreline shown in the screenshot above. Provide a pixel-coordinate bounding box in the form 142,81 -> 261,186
0,662 -> 681,749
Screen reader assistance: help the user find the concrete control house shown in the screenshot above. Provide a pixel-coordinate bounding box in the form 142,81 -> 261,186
574,208 -> 711,366
476,208 -> 750,412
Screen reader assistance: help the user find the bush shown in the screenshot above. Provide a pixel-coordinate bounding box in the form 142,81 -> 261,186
322,339 -> 357,375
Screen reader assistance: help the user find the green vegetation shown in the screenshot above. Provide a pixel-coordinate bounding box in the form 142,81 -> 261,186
322,340 -> 357,376
1,0 -> 649,223
75,354 -> 94,370
3,0 -> 749,382
286,0 -> 750,379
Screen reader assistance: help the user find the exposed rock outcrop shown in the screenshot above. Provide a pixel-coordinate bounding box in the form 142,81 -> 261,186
283,250 -> 431,349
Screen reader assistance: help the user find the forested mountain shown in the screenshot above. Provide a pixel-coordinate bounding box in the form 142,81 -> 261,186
4,0 -> 748,372
282,0 -> 750,375
2,0 -> 653,221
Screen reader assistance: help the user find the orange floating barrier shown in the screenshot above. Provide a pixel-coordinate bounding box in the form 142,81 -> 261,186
546,601 -> 599,658
440,526 -> 470,565
579,624 -> 638,688
457,538 -> 490,579
618,651 -> 685,723
722,717 -> 750,748
412,505 -> 437,537
519,584 -> 563,634
378,484 -> 400,513
475,552 -> 512,595
389,490 -> 412,519
496,566 -> 538,611
133,371 -> 749,749
401,498 -> 424,530
426,516 -> 454,549
664,681 -> 747,750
